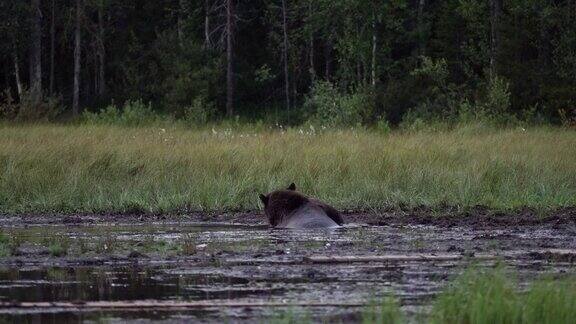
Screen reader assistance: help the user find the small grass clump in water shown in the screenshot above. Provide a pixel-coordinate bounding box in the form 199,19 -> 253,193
0,124 -> 575,213
431,269 -> 576,324
0,231 -> 9,257
267,309 -> 312,324
362,297 -> 404,324
44,236 -> 70,257
179,234 -> 197,255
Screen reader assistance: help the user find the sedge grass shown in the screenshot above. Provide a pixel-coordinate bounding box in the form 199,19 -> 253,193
0,123 -> 574,213
264,270 -> 576,324
431,269 -> 576,324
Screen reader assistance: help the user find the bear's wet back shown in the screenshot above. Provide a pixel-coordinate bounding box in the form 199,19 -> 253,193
259,184 -> 343,228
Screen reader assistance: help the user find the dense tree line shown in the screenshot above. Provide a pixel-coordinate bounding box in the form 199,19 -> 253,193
1,0 -> 575,125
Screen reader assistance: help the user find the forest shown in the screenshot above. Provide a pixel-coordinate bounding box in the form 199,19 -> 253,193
1,0 -> 576,127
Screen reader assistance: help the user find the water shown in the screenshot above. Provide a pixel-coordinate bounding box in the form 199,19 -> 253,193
0,221 -> 574,322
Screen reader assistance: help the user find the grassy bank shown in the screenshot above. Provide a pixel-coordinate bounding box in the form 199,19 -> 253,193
0,123 -> 574,213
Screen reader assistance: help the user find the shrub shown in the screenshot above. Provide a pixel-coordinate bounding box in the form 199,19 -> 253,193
411,56 -> 449,88
559,107 -> 576,127
483,76 -> 511,114
82,99 -> 160,126
0,89 -> 19,119
304,81 -> 374,127
375,116 -> 392,135
0,89 -> 63,121
409,57 -> 461,114
183,96 -> 216,125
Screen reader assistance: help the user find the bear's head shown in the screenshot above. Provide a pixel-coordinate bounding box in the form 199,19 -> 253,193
259,183 -> 307,227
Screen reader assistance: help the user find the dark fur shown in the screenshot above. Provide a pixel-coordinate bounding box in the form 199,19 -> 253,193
259,183 -> 344,227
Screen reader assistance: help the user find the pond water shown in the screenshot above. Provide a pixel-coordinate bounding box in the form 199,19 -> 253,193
0,221 -> 574,322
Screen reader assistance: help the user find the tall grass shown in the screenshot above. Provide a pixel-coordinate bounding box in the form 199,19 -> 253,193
362,297 -> 404,324
431,269 -> 576,324
0,123 -> 574,213
263,270 -> 576,324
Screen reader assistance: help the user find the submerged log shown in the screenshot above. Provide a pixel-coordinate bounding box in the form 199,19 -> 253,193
304,254 -> 497,263
303,249 -> 576,264
0,300 -> 366,310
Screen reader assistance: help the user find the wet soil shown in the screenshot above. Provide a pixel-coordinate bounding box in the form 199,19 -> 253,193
2,205 -> 574,228
0,209 -> 575,323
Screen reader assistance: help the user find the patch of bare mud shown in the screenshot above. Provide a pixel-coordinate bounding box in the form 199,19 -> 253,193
1,206 -> 575,228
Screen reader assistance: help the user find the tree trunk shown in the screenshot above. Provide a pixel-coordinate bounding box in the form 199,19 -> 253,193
178,0 -> 186,45
357,61 -> 361,84
281,0 -> 290,110
489,0 -> 502,79
417,0 -> 426,56
537,2 -> 550,73
73,0 -> 82,116
325,38 -> 333,81
371,16 -> 377,87
93,46 -> 98,95
97,4 -> 106,97
49,0 -> 55,95
226,0 -> 235,117
309,38 -> 315,80
370,0 -> 381,88
308,3 -> 315,80
30,0 -> 43,104
204,0 -> 211,49
13,50 -> 23,99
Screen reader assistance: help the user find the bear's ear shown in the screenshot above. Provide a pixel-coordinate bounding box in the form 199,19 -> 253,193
287,183 -> 296,191
259,194 -> 269,205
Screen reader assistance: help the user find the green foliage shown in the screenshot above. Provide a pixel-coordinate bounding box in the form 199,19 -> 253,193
0,89 -> 18,119
483,77 -> 511,115
431,268 -> 576,324
0,231 -> 25,256
43,235 -> 70,257
375,117 -> 391,135
0,89 -> 64,121
48,242 -> 68,257
559,108 -> 576,127
2,0 -> 576,125
521,279 -> 576,324
0,231 -> 9,257
362,297 -> 404,324
305,81 -> 374,127
431,268 -> 519,323
183,96 -> 216,126
268,309 -> 312,324
408,56 -> 463,118
411,56 -> 449,87
154,36 -> 221,116
82,100 -> 160,126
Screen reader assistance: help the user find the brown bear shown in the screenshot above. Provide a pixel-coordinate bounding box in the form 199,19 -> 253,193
259,183 -> 344,229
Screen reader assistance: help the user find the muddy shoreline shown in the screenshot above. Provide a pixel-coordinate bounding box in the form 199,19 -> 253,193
1,205 -> 574,228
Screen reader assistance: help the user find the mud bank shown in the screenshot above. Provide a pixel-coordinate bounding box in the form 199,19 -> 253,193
1,205 -> 575,228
